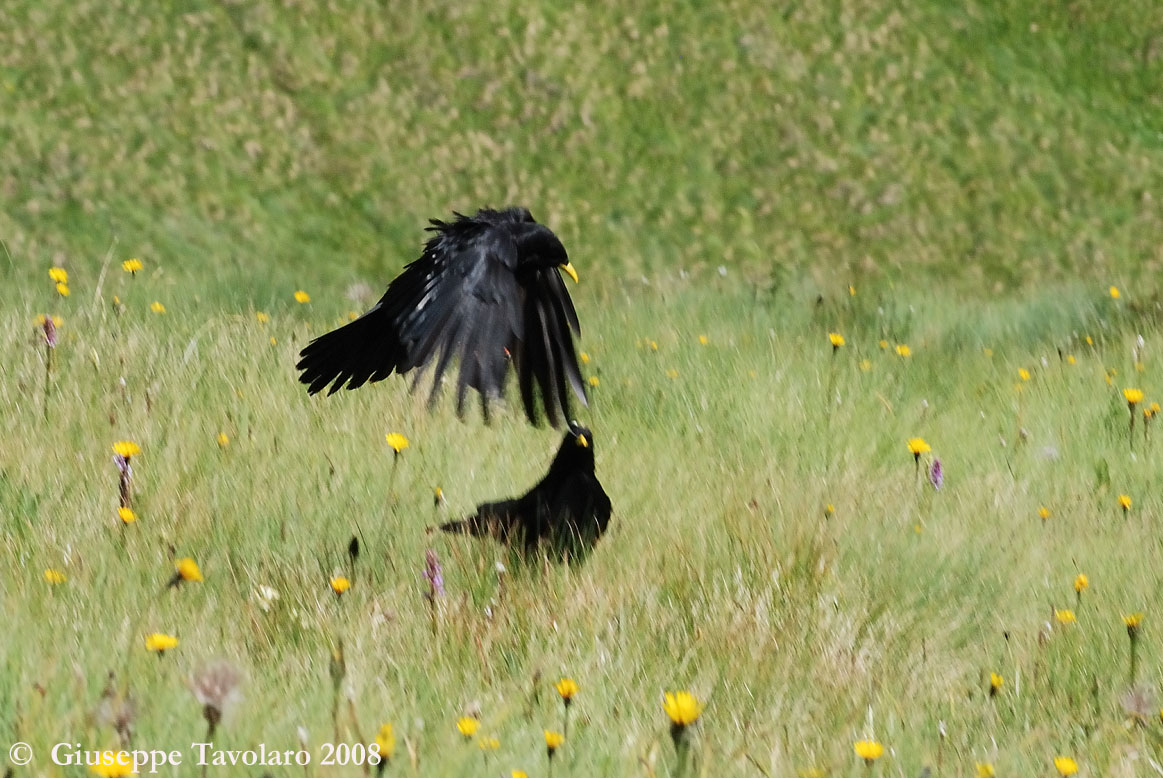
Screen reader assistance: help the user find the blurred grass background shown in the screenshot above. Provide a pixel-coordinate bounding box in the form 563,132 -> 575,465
3,0 -> 1163,776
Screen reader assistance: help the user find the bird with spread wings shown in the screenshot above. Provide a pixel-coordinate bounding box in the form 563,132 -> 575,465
296,207 -> 588,427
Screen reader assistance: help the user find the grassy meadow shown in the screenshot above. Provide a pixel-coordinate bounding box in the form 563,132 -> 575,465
4,0 -> 1163,776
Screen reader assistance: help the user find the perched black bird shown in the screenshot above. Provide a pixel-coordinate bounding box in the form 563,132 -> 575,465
439,421 -> 612,559
296,207 -> 587,427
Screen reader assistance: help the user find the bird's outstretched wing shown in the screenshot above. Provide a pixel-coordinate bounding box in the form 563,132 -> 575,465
296,218 -> 523,417
514,268 -> 587,427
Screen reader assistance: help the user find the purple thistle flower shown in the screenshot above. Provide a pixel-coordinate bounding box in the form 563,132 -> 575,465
42,316 -> 57,348
423,548 -> 444,600
928,457 -> 944,490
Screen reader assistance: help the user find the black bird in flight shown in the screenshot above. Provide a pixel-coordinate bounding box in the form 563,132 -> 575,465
296,207 -> 587,427
438,421 -> 612,559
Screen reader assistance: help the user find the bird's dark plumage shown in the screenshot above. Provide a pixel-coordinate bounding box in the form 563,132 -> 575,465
296,207 -> 587,427
439,421 -> 612,559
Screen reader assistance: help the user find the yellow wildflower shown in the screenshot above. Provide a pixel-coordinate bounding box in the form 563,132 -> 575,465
1039,506 -> 1051,521
588,376 -> 600,387
144,633 -> 179,653
49,267 -> 68,284
666,368 -> 679,379
255,311 -> 270,323
662,691 -> 702,727
895,344 -> 911,357
1074,574 -> 1089,594
56,282 -> 70,297
907,438 -> 931,456
294,290 -> 310,303
456,716 -> 480,738
1119,494 -> 1132,512
1124,388 -> 1145,405
1055,609 -> 1076,625
1054,756 -> 1078,776
512,772 -> 528,778
122,258 -> 143,274
112,441 -> 141,458
989,672 -> 1003,696
1018,368 -> 1030,381
217,432 -> 229,449
859,359 -> 872,371
150,301 -> 166,314
478,737 -> 500,751
825,504 -> 835,516
983,347 -> 993,357
698,335 -> 709,345
544,730 -> 564,754
1109,286 -> 1121,299
828,332 -> 845,348
175,558 -> 203,583
1125,612 -> 1145,637
1065,354 -> 1076,365
976,763 -> 995,778
118,507 -> 137,524
580,351 -> 590,364
44,568 -> 67,584
555,678 -> 579,705
849,284 -> 856,296
879,339 -> 889,350
35,314 -> 63,328
853,740 -> 884,763
385,433 -> 409,454
89,752 -> 137,777
330,576 -> 351,595
375,723 -> 395,760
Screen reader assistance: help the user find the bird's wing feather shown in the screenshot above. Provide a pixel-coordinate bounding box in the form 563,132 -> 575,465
513,269 -> 588,425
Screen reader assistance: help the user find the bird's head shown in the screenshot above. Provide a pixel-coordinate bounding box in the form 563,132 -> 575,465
549,420 -> 596,473
514,223 -> 578,284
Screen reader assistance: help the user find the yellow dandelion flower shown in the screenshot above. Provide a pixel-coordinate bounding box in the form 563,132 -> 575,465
1124,388 -> 1145,405
56,282 -> 70,297
1109,286 -> 1121,299
976,763 -> 995,778
330,576 -> 351,595
662,691 -> 702,727
375,723 -> 395,760
1039,506 -> 1051,521
175,558 -> 203,583
122,258 -> 143,274
1055,609 -> 1076,625
255,311 -> 270,323
144,633 -> 179,653
878,339 -> 889,349
385,433 -> 409,454
588,376 -> 600,387
1074,574 -> 1089,594
580,351 -> 590,364
907,438 -> 931,455
512,772 -> 528,778
1066,354 -> 1076,365
825,503 -> 835,516
1119,494 -> 1132,511
555,677 -> 579,704
650,340 -> 659,351
848,284 -> 856,296
1054,756 -> 1078,776
478,737 -> 500,751
270,336 -> 277,345
1124,612 -> 1144,634
828,332 -> 845,348
294,290 -> 310,303
698,334 -> 709,345
456,716 -> 480,738
44,568 -> 67,584
112,441 -> 141,458
49,267 -> 68,284
217,432 -> 229,449
853,740 -> 884,763
150,301 -> 166,314
859,359 -> 872,371
1153,402 -> 1161,413
666,368 -> 679,379
1018,368 -> 1030,381
1086,335 -> 1094,345
895,344 -> 911,357
989,672 -> 1003,695
89,752 -> 137,777
118,507 -> 137,524
544,730 -> 564,754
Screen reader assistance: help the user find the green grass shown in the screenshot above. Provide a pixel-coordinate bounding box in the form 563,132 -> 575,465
3,0 -> 1163,776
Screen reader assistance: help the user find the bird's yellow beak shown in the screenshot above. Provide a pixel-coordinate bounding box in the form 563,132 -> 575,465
560,262 -> 579,284
575,433 -> 589,448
